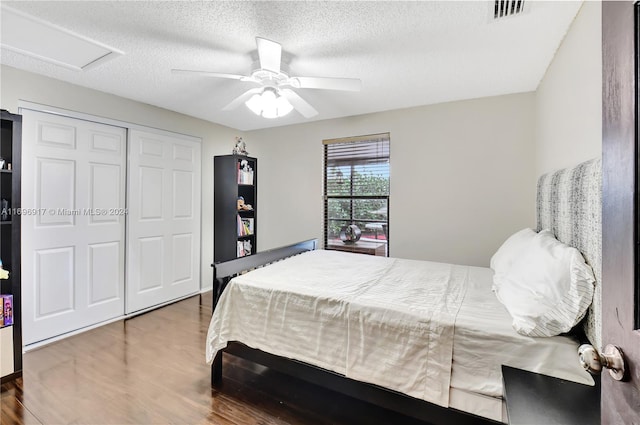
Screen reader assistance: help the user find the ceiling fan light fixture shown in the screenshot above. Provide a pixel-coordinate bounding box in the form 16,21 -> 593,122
175,37 -> 361,120
245,88 -> 293,119
275,95 -> 293,115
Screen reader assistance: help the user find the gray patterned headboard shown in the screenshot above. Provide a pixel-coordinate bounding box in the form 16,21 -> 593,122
536,158 -> 602,349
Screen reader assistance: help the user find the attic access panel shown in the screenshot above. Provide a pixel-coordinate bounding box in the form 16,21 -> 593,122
0,6 -> 123,71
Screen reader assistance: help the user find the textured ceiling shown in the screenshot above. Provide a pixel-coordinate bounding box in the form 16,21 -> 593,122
0,1 -> 583,131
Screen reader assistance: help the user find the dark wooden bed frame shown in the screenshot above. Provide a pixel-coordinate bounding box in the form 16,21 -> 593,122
211,239 -> 499,425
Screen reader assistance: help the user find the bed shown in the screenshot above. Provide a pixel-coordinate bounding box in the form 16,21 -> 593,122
207,158 -> 601,424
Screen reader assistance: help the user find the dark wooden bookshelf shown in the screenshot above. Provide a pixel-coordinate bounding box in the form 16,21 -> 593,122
0,109 -> 22,383
213,155 -> 257,263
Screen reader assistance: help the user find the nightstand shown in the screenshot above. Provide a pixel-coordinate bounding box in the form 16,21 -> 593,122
502,365 -> 600,425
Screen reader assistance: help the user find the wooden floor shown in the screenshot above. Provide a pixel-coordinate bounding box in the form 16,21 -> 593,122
1,294 -> 428,425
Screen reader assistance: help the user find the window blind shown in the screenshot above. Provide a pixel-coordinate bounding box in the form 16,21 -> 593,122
323,133 -> 390,255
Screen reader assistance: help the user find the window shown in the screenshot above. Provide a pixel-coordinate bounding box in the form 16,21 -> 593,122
323,133 -> 390,256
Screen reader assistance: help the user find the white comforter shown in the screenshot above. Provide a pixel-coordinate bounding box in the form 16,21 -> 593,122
207,249 -> 468,407
206,249 -> 593,412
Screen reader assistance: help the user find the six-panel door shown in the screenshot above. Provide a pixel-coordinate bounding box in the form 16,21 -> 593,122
21,110 -> 126,345
126,129 -> 201,314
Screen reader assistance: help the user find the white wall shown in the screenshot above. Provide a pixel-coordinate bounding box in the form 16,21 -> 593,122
535,1 -> 602,176
2,0 -> 600,280
1,65 -> 241,291
248,93 -> 536,267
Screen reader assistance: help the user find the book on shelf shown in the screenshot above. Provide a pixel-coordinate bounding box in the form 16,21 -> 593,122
242,218 -> 253,235
237,215 -> 254,236
237,160 -> 254,185
243,239 -> 252,256
2,294 -> 13,327
236,239 -> 253,258
237,170 -> 254,185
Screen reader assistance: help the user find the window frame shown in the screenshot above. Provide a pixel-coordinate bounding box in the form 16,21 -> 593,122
322,133 -> 390,255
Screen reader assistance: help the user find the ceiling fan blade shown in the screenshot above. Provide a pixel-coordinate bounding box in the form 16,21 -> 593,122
292,76 -> 362,92
256,37 -> 281,73
222,88 -> 263,111
280,89 -> 318,118
172,69 -> 250,80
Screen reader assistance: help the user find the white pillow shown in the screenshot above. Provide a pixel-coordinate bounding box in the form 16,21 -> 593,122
493,229 -> 595,337
490,228 -> 537,289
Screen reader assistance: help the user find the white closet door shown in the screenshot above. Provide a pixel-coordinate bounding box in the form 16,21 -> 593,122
21,110 -> 126,345
126,129 -> 201,313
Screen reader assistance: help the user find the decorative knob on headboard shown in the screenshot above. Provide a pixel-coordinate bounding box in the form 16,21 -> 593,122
578,344 -> 626,381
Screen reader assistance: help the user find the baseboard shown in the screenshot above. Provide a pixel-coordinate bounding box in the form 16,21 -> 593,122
1,371 -> 22,384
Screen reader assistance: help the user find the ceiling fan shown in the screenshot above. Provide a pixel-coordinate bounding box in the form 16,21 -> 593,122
172,37 -> 362,119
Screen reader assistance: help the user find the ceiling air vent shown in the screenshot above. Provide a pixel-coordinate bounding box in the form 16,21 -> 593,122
493,0 -> 527,19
